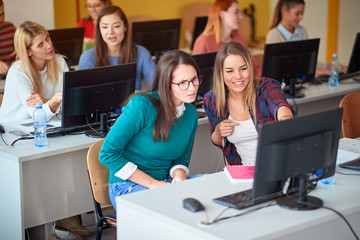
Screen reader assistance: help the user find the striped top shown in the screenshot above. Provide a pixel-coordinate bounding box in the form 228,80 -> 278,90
0,21 -> 16,64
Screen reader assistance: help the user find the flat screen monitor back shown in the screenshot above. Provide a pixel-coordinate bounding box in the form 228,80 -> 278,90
191,16 -> 208,50
62,63 -> 137,129
347,32 -> 360,74
192,51 -> 216,97
262,38 -> 319,98
48,27 -> 84,66
132,19 -> 181,61
253,108 -> 342,210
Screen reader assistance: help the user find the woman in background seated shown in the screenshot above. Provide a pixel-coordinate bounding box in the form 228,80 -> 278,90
79,5 -> 155,91
78,0 -> 112,51
100,50 -> 200,209
204,42 -> 295,166
0,21 -> 68,123
192,0 -> 261,78
266,0 -> 346,75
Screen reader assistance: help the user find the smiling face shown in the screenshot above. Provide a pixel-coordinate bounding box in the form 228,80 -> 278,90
222,54 -> 250,95
281,3 -> 305,32
220,2 -> 243,32
99,12 -> 126,52
27,33 -> 54,70
86,0 -> 106,22
171,64 -> 199,107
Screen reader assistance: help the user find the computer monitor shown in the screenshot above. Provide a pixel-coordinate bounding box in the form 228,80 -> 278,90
48,27 -> 85,66
192,51 -> 216,106
253,108 -> 343,210
262,38 -> 320,98
347,32 -> 360,78
191,16 -> 208,50
132,19 -> 181,62
62,63 -> 137,137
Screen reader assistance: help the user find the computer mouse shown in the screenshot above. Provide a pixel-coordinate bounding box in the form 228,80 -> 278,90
183,197 -> 205,212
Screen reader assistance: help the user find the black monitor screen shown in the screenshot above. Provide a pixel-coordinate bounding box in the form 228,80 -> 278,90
61,63 -> 136,134
191,16 -> 208,50
253,108 -> 343,210
347,32 -> 360,74
48,27 -> 85,66
262,38 -> 319,98
192,51 -> 216,104
132,19 -> 181,61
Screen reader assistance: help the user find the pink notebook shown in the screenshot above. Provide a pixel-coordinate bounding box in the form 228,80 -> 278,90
224,165 -> 255,183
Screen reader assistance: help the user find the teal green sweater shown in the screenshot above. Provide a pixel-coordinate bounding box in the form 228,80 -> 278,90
99,92 -> 198,183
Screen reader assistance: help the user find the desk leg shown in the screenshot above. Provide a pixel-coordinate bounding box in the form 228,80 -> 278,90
0,159 -> 24,239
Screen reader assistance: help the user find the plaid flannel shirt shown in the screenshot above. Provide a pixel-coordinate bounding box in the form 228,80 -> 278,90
203,78 -> 296,165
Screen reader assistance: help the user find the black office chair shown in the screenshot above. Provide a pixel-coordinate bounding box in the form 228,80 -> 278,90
87,139 -> 116,240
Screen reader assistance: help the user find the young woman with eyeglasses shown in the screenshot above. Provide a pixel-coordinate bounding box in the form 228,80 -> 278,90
100,50 -> 201,209
204,42 -> 295,166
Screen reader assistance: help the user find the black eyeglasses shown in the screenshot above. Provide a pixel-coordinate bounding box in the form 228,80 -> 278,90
171,76 -> 202,90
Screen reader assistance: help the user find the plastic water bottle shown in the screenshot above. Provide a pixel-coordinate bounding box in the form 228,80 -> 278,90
33,102 -> 47,147
328,53 -> 339,87
316,169 -> 335,185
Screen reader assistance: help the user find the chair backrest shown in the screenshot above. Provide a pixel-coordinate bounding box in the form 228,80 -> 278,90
87,139 -> 111,205
339,91 -> 360,138
182,2 -> 212,48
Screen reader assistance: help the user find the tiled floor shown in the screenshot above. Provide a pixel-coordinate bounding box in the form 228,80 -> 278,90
48,207 -> 116,240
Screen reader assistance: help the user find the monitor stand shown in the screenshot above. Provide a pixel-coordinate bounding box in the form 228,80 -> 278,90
277,176 -> 323,211
85,113 -> 109,138
285,78 -> 304,98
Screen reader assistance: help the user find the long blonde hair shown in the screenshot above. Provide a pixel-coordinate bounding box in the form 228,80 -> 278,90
213,41 -> 257,123
14,21 -> 63,94
202,0 -> 238,44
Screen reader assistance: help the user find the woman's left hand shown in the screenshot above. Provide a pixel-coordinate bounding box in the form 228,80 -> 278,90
26,91 -> 47,108
171,168 -> 188,184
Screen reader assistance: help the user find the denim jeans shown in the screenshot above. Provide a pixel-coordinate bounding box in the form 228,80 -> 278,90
108,174 -> 203,210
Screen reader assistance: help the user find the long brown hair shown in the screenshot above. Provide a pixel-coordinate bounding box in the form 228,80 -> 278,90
270,0 -> 305,29
14,21 -> 63,94
202,0 -> 238,44
213,41 -> 257,123
124,50 -> 200,142
94,5 -> 137,67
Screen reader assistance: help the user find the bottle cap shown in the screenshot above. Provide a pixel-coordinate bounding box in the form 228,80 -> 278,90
333,53 -> 338,59
36,102 -> 42,108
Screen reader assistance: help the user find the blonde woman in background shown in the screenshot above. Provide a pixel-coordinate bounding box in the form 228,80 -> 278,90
0,21 -> 68,123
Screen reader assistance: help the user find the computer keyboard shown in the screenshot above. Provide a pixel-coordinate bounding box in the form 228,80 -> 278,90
213,189 -> 283,209
339,157 -> 360,171
316,71 -> 360,82
30,123 -> 99,137
214,183 -> 316,210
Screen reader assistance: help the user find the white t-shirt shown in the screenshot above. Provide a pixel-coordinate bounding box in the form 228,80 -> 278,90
0,56 -> 68,123
227,116 -> 258,166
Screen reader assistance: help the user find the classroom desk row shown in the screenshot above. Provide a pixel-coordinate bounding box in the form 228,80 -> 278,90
0,78 -> 359,239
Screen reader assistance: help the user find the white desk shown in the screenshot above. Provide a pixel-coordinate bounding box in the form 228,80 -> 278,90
291,78 -> 360,116
0,116 -> 221,239
116,167 -> 360,240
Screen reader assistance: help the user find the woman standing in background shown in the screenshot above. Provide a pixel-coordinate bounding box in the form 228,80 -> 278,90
78,0 -> 112,51
192,0 -> 261,78
78,5 -> 155,90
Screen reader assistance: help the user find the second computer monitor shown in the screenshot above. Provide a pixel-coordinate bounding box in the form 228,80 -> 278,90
191,16 -> 208,50
347,32 -> 360,75
48,27 -> 85,66
132,19 -> 181,62
192,51 -> 216,101
262,38 -> 320,98
62,63 -> 137,132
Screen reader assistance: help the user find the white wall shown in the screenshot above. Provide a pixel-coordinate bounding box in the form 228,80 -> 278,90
338,0 -> 360,64
4,0 -> 54,30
